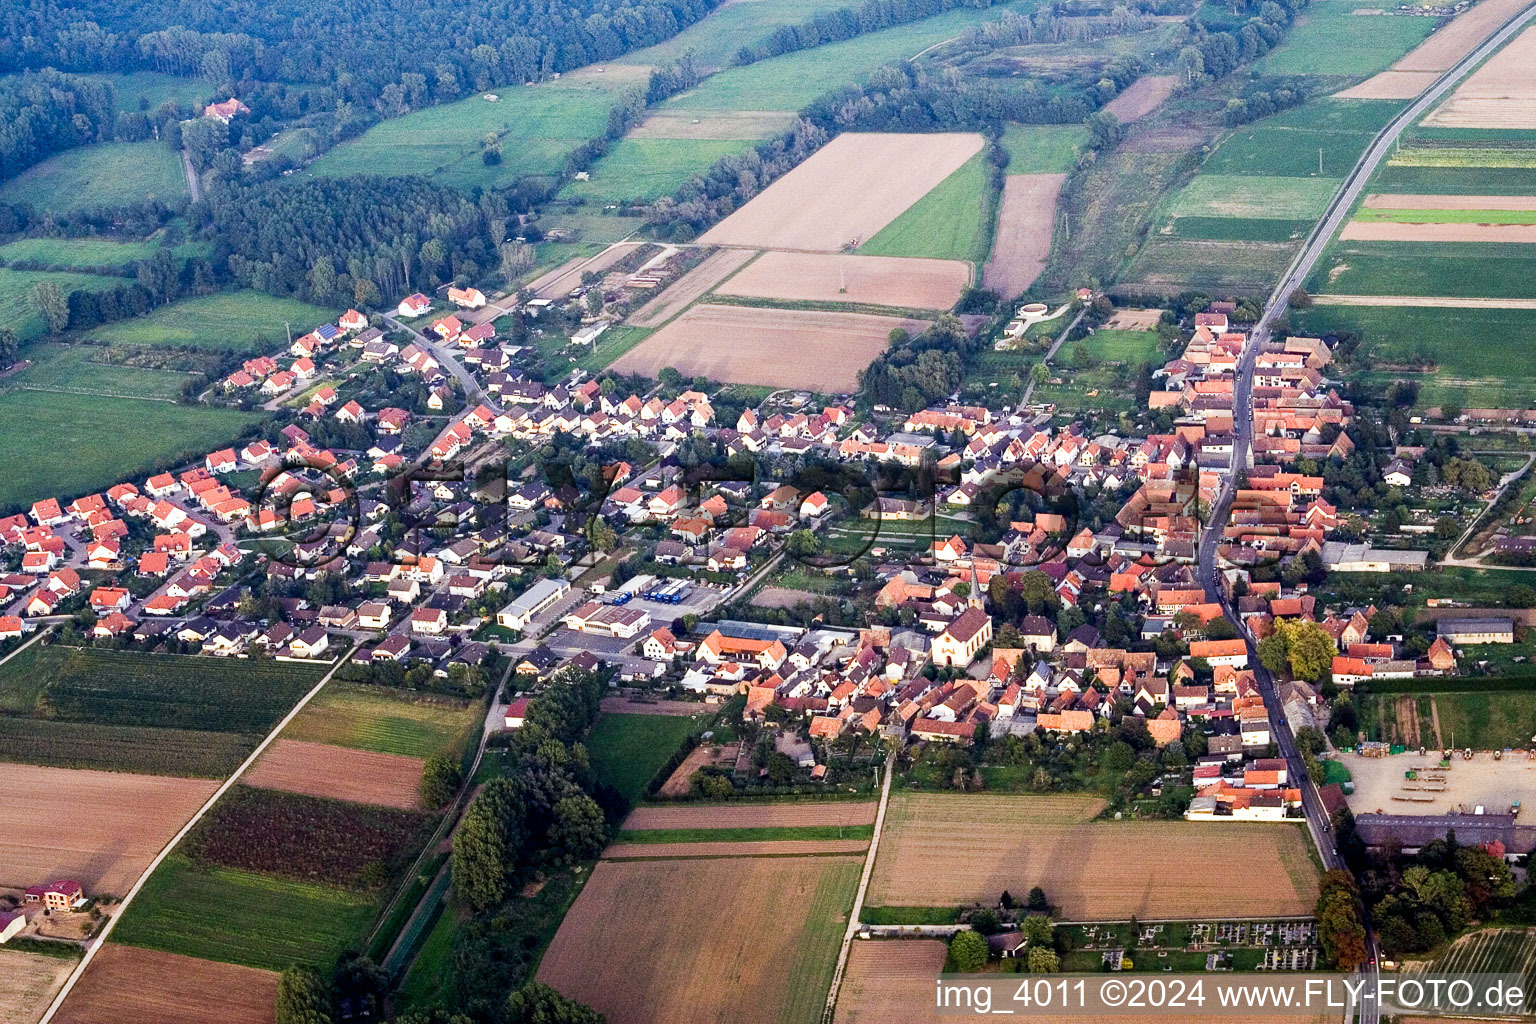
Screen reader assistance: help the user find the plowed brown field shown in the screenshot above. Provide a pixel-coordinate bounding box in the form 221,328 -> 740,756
53,945 -> 277,1024
0,764 -> 215,895
611,303 -> 927,391
714,251 -> 969,309
867,793 -> 1320,919
242,739 -> 424,810
982,173 -> 1067,297
625,801 -> 879,829
1340,221 -> 1536,242
699,133 -> 984,251
1104,75 -> 1179,122
1424,22 -> 1536,128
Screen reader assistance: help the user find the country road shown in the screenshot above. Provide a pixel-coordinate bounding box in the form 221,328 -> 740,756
180,150 -> 201,203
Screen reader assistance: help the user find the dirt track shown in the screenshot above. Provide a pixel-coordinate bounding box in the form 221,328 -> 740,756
612,303 -> 927,392
1424,22 -> 1536,128
626,247 -> 757,327
625,801 -> 879,830
982,173 -> 1067,297
0,764 -> 216,896
53,945 -> 277,1024
242,738 -> 424,810
1104,75 -> 1178,122
1340,220 -> 1536,242
530,243 -> 642,299
699,132 -> 984,251
715,251 -> 969,310
1363,193 -> 1536,210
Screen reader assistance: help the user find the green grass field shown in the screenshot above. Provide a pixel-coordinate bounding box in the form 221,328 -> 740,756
3,344 -> 193,401
859,152 -> 991,262
537,212 -> 646,243
1203,100 -> 1401,178
585,712 -> 705,807
1389,147 -> 1536,169
0,237 -> 160,271
0,268 -> 133,342
1075,327 -> 1161,363
394,903 -> 461,1009
1000,124 -> 1088,174
559,138 -> 755,202
1376,163 -> 1536,195
1121,237 -> 1300,293
0,716 -> 256,777
1294,303 -> 1536,408
0,390 -> 261,512
618,0 -> 861,68
282,683 -> 479,760
783,858 -> 863,1024
1256,4 -> 1434,75
1357,207 -> 1536,223
112,856 -> 375,971
93,71 -> 211,113
307,70 -> 646,188
86,290 -> 337,350
1310,241 -> 1536,298
0,141 -> 187,214
1165,174 -> 1340,221
1411,691 -> 1536,754
1168,216 -> 1314,241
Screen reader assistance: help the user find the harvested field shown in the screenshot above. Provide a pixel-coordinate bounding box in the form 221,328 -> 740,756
1315,294 -> 1536,309
1336,0 -> 1534,97
699,133 -> 984,251
0,763 -> 215,894
1103,75 -> 1179,122
626,247 -> 758,327
0,948 -> 74,1024
242,739 -> 424,810
611,303 -> 927,391
982,173 -> 1066,298
600,696 -> 709,716
625,802 -> 878,830
1424,23 -> 1536,128
539,855 -> 861,1024
603,839 -> 869,858
1105,307 -> 1165,329
628,111 -> 797,139
1362,193 -> 1536,210
1335,70 -> 1442,100
1340,220 -> 1536,242
716,251 -> 969,309
53,945 -> 277,1024
867,793 -> 1320,919
529,243 -> 641,299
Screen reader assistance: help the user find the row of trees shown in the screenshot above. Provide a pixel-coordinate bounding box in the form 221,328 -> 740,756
0,70 -> 117,184
1222,82 -> 1306,125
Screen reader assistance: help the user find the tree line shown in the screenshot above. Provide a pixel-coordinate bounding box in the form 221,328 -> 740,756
1177,0 -> 1308,85
730,0 -> 1011,66
1222,81 -> 1307,125
0,70 -> 116,184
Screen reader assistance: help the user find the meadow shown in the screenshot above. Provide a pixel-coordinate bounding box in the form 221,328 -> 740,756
0,389 -> 261,512
859,152 -> 991,262
1309,241 -> 1536,298
0,236 -> 160,271
92,71 -> 211,112
1413,690 -> 1536,752
281,683 -> 479,760
1120,237 -> 1299,293
0,268 -> 133,342
559,138 -> 755,203
0,141 -> 187,214
1202,100 -> 1401,178
1165,174 -> 1340,221
113,855 -> 376,971
617,0 -> 861,68
586,712 -> 705,807
1256,5 -> 1434,75
4,343 -> 194,401
999,123 -> 1088,174
86,290 -> 337,350
306,69 -> 646,189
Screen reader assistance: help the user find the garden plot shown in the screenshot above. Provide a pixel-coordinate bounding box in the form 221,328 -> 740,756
715,251 -> 969,309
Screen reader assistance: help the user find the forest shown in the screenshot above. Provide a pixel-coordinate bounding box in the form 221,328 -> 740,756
0,70 -> 117,183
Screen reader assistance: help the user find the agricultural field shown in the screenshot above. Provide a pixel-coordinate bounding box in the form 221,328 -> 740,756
700,133 -> 984,252
53,945 -> 278,1024
0,236 -> 160,271
85,290 -> 337,351
0,947 -> 76,1024
999,123 -> 1089,174
611,303 -> 927,392
0,717 -> 256,778
1120,238 -> 1300,294
1,645 -> 325,735
616,0 -> 859,69
280,682 -> 478,760
2,343 -> 194,401
113,855 -> 376,971
0,268 -> 133,343
1421,690 -> 1536,752
243,739 -> 427,811
623,802 -> 879,830
714,251 -> 970,310
1293,303 -> 1536,408
0,389 -> 261,513
866,793 -> 1320,919
1103,75 -> 1179,123
182,785 -> 435,891
1200,100 -> 1401,178
306,67 -> 649,190
539,855 -> 861,1024
603,838 -> 870,857
586,712 -> 706,807
626,247 -> 758,327
983,173 -> 1067,297
1256,4 -> 1434,76
859,152 -> 993,263
1376,161 -> 1536,195
1340,220 -> 1536,242
1413,927 -> 1536,1013
1424,23 -> 1536,129
1164,174 -> 1339,222
0,141 -> 187,214
1337,0 -> 1534,98
1308,239 -> 1536,299
0,763 -> 215,895
559,137 -> 755,203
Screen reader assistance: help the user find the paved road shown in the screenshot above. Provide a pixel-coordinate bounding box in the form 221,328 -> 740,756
383,315 -> 495,410
180,150 -> 201,202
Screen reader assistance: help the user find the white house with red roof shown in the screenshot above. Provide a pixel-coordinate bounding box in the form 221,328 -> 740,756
398,293 -> 432,318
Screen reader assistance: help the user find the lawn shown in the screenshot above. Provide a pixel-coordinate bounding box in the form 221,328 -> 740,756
1293,304 -> 1536,407
1074,327 -> 1160,363
86,290 -> 337,350
0,237 -> 160,271
560,138 -> 755,203
112,856 -> 376,972
0,141 -> 187,214
1165,174 -> 1340,221
3,344 -> 193,401
617,0 -> 861,68
585,712 -> 705,807
859,152 -> 991,262
1256,5 -> 1434,75
1308,241 -> 1536,298
0,390 -> 261,512
282,683 -> 480,760
306,70 -> 646,189
1000,123 -> 1089,174
0,268 -> 133,342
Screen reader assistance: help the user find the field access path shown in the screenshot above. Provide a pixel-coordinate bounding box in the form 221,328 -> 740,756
37,641 -> 360,1024
820,749 -> 896,1024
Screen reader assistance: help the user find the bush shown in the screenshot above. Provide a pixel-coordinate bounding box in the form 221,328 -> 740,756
948,930 -> 989,972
